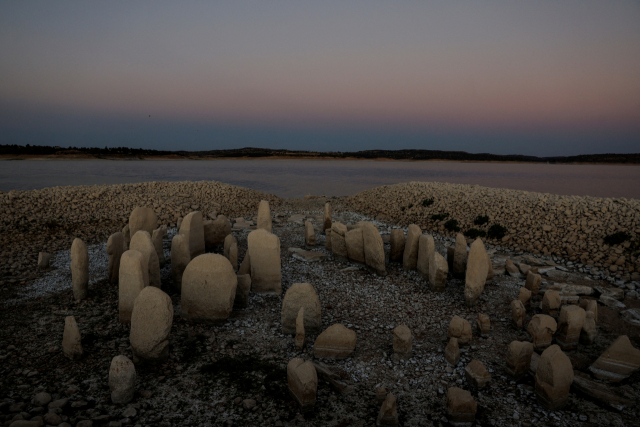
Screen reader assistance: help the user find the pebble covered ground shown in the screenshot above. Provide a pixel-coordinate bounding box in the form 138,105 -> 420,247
0,184 -> 639,427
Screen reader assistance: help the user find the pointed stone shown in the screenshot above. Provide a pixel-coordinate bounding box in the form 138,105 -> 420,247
238,251 -> 251,276
345,228 -> 365,264
107,232 -> 125,284
122,224 -> 131,247
257,200 -> 272,233
505,259 -> 521,277
170,234 -> 190,291
223,233 -> 236,259
281,283 -> 322,335
376,393 -> 398,427
330,222 -> 348,258
527,314 -> 557,350
248,229 -> 282,294
109,355 -> 136,404
375,386 -> 388,404
287,358 -> 317,412
445,337 -> 460,366
464,239 -> 488,306
130,230 -> 160,288
505,341 -> 534,380
362,222 -> 386,276
465,359 -> 491,388
453,233 -> 467,278
448,315 -> 472,346
119,250 -> 148,323
392,325 -> 412,359
446,387 -> 476,426
429,251 -> 448,291
389,229 -> 405,262
130,286 -> 173,364
304,221 -> 316,246
511,299 -> 526,328
314,324 -> 356,359
70,238 -> 89,302
179,211 -> 205,258
234,274 -> 251,309
417,234 -> 434,278
535,345 -> 574,410
295,307 -> 305,351
62,316 -> 83,360
556,305 -> 586,350
541,290 -> 561,316
525,270 -> 542,295
589,335 -> 640,382
402,224 -> 421,271
476,313 -> 490,337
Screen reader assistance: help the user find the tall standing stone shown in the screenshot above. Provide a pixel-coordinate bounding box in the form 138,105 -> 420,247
589,335 -> 640,382
556,305 -> 586,350
417,234 -> 435,278
179,211 -> 205,258
527,314 -> 557,350
248,228 -> 282,295
345,228 -> 365,264
107,232 -> 125,284
464,238 -> 488,306
477,313 -> 491,337
119,250 -> 148,323
393,325 -> 412,359
238,252 -> 251,276
362,222 -> 386,276
130,231 -> 160,288
505,341 -> 534,380
402,224 -> 421,271
62,316 -> 83,360
170,234 -> 190,291
331,222 -> 348,258
204,215 -> 231,249
287,358 -> 317,412
429,251 -> 448,291
453,233 -> 468,278
109,355 -> 136,404
535,345 -> 574,410
181,254 -> 237,322
323,202 -> 332,233
304,221 -> 316,246
129,207 -> 157,238
389,229 -> 405,262
130,286 -> 173,364
511,299 -> 526,328
257,200 -> 273,233
445,337 -> 460,366
151,228 -> 165,267
71,238 -> 89,302
281,283 -> 322,334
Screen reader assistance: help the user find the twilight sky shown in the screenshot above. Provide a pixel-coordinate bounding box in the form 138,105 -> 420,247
1,1 -> 639,156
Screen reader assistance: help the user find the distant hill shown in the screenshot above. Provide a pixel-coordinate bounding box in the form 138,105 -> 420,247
1,144 -> 639,164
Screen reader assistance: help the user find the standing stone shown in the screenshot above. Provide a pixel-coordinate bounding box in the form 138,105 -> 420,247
448,315 -> 472,346
130,231 -> 160,288
541,290 -> 561,316
181,254 -> 237,322
122,224 -> 131,247
589,335 -> 640,382
70,238 -> 89,302
177,216 -> 183,230
345,228 -> 365,264
505,259 -> 521,277
580,311 -> 597,345
119,250 -> 148,323
476,313 -> 490,337
362,222 -> 386,276
179,211 -> 205,258
464,239 -> 489,306
170,234 -> 190,291
465,359 -> 491,388
314,324 -> 357,358
453,233 -> 468,278
151,228 -> 165,267
287,358 -> 317,412
376,386 -> 388,404
129,207 -> 157,238
234,274 -> 251,309
527,314 -> 557,350
281,283 -> 322,334
256,200 -> 272,232
389,229 -> 405,262
377,393 -> 399,427
62,316 -> 83,360
304,221 -> 315,247
525,271 -> 542,295
331,222 -> 348,258
248,229 -> 282,294
107,232 -> 125,284
228,242 -> 238,270
323,202 -> 332,232
325,227 -> 333,250
535,345 -> 574,410
204,215 -> 232,249
224,234 -> 236,258
486,252 -> 494,281
295,307 -> 305,350
238,252 -> 251,276
429,251 -> 448,291
417,234 -> 435,278
109,355 -> 136,404
393,325 -> 412,359
580,299 -> 598,323
511,299 -> 526,328
505,341 -> 534,380
130,286 -> 173,364
402,224 -> 421,271
37,252 -> 52,269
445,337 -> 460,366
518,287 -> 532,306
446,387 -> 477,426
556,305 -> 586,350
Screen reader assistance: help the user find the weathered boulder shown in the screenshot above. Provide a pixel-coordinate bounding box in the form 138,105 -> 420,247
123,224 -> 131,247
465,359 -> 491,388
464,239 -> 488,306
448,315 -> 472,346
323,202 -> 332,231
377,393 -> 399,427
287,358 -> 317,412
446,387 -> 476,426
295,308 -> 305,350
580,299 -> 598,323
204,215 -> 231,249
170,234 -> 190,291
70,238 -> 89,302
130,231 -> 160,288
248,229 -> 282,294
362,222 -> 386,275
305,221 -> 315,246
109,355 -> 136,404
389,229 -> 405,262
345,228 -> 365,264
527,314 -> 557,350
541,290 -> 561,316
314,324 -> 357,358
511,299 -> 526,328
453,233 -> 467,278
505,259 -> 520,277
234,274 -> 251,309
476,313 -> 490,337
181,254 -> 237,322
224,233 -> 237,259
281,283 -> 322,335
402,224 -> 421,271
486,252 -> 494,281
37,252 -> 51,269
417,234 -> 435,278
589,335 -> 640,382
505,341 -> 534,380
130,286 -> 173,364
179,211 -> 205,258
62,316 -> 83,360
518,287 -> 532,306
535,345 -> 573,410
556,305 -> 586,350
393,325 -> 412,359
525,271 -> 542,295
228,242 -> 238,270
151,228 -> 165,267
446,246 -> 455,271
580,311 -> 597,345
257,200 -> 273,233
119,250 -> 148,323
429,251 -> 448,291
107,232 -> 125,284
445,337 -> 460,366
238,252 -> 251,276
129,207 -> 157,238
331,222 -> 348,258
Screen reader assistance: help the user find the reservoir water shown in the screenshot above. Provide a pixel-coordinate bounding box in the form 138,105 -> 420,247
0,159 -> 638,199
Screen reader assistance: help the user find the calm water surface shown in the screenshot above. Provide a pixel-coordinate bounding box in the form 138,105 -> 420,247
0,160 -> 638,199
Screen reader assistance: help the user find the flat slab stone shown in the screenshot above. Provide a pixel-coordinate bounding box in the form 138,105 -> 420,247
292,251 -> 330,263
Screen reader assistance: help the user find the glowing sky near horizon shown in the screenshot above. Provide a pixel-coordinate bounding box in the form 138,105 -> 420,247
1,1 -> 639,155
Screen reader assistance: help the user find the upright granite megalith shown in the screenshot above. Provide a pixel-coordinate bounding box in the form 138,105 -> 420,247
204,215 -> 231,249
257,200 -> 273,233
248,228 -> 282,294
119,249 -> 148,323
417,234 -> 435,278
170,234 -> 190,291
331,222 -> 348,258
535,345 -> 573,410
453,233 -> 467,278
130,230 -> 160,288
71,238 -> 89,301
129,207 -> 157,238
362,222 -> 386,275
179,211 -> 205,258
281,283 -> 322,335
107,232 -> 125,284
389,229 -> 405,262
323,202 -> 332,233
464,238 -> 489,306
402,224 -> 421,271
130,286 -> 173,364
